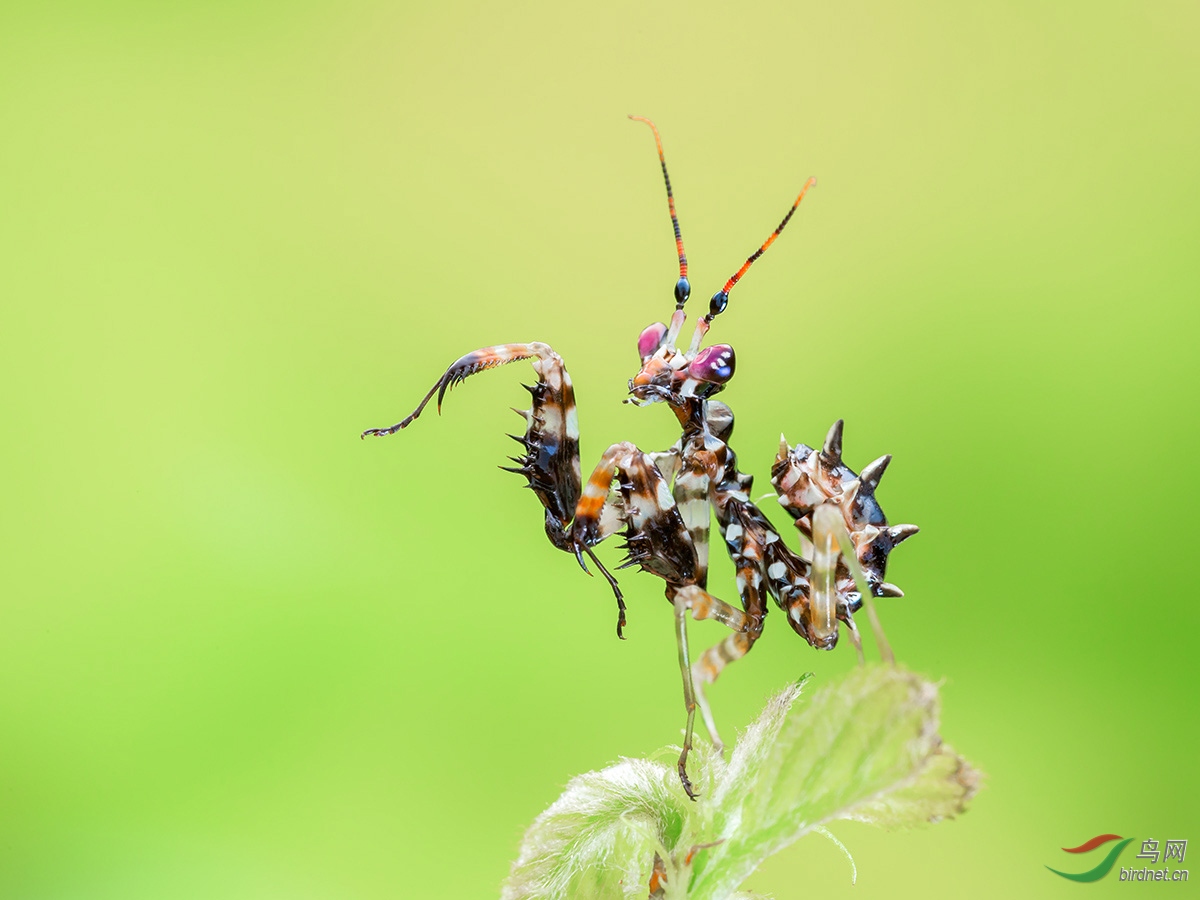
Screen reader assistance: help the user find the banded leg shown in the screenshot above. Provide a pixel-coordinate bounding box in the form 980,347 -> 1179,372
669,582 -> 750,799
693,500 -> 770,750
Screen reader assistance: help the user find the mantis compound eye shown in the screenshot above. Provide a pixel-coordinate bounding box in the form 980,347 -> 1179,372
637,322 -> 668,361
687,343 -> 735,384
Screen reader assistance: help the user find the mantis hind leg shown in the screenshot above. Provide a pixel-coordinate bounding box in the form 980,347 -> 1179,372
691,627 -> 760,754
690,562 -> 767,752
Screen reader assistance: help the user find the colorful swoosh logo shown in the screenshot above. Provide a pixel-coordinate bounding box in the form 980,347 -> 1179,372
1047,834 -> 1133,882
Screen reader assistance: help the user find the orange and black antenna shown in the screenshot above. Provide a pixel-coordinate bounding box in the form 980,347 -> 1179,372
629,116 -> 691,309
707,176 -> 817,323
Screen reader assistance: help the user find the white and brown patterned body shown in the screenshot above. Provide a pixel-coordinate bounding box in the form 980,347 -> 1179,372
363,334 -> 917,794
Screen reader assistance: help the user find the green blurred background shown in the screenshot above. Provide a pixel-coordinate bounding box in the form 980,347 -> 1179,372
2,1 -> 1197,897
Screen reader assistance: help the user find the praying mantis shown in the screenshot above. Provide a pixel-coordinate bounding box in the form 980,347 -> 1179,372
362,117 -> 917,798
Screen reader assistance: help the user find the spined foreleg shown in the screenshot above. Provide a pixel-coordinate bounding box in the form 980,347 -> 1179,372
363,341 -> 582,524
362,342 -> 632,617
571,441 -> 700,590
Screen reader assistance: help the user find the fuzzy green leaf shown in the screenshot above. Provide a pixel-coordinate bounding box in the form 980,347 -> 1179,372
501,757 -> 692,899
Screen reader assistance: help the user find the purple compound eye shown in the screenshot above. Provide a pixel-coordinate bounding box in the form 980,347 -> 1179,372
687,344 -> 736,383
637,322 -> 668,361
